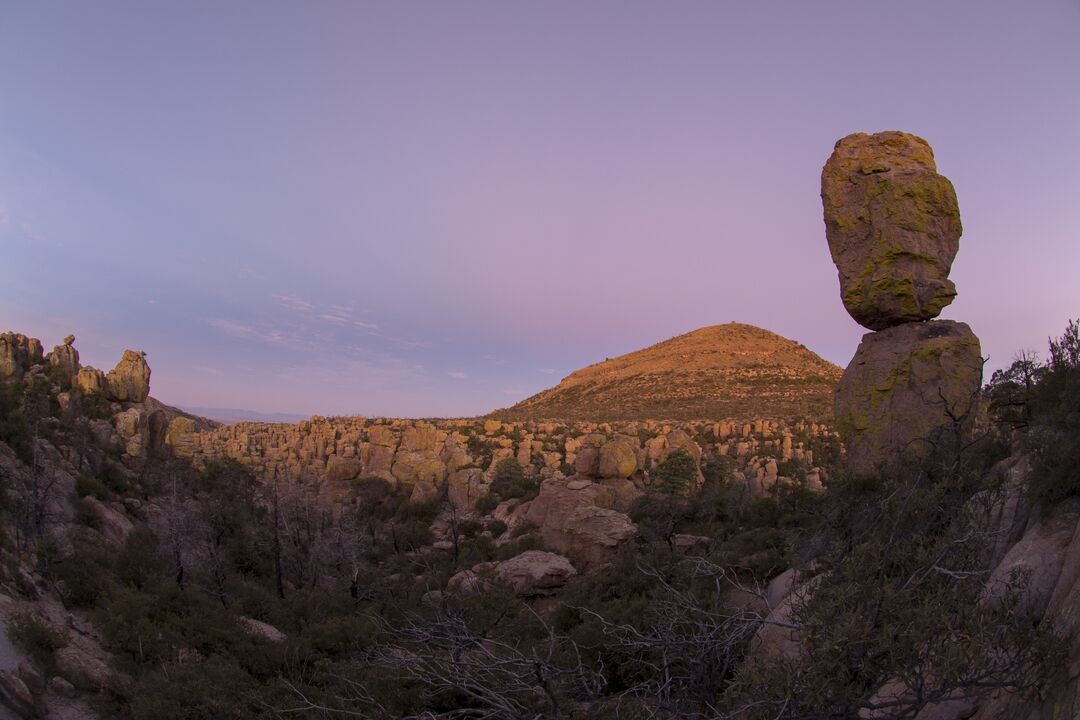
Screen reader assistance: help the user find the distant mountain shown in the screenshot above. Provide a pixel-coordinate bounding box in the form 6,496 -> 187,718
491,323 -> 842,421
180,406 -> 309,425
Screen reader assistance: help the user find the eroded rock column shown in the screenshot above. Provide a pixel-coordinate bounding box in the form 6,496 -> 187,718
823,131 -> 983,474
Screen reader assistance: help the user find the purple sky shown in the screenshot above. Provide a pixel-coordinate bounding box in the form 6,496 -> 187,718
1,2 -> 1078,417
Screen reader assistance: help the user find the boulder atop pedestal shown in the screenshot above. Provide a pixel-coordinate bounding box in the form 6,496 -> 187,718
822,131 -> 962,331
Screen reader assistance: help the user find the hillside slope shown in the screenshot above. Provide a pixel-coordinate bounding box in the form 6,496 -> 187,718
492,323 -> 842,421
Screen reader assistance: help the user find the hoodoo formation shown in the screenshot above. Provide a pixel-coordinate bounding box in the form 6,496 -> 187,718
824,132 -> 984,474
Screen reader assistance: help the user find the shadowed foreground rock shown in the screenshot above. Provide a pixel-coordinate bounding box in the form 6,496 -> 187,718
835,320 -> 982,474
822,131 -> 962,331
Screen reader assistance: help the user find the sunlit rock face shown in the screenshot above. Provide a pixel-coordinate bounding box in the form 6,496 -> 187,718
822,131 -> 962,331
106,350 -> 151,403
0,332 -> 43,380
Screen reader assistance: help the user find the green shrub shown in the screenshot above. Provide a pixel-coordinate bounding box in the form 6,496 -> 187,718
72,497 -> 101,528
79,389 -> 113,420
8,613 -> 67,672
486,519 -> 507,536
114,528 -> 164,590
457,519 -> 483,539
51,550 -> 109,607
651,449 -> 697,495
490,458 -> 537,501
76,475 -> 112,501
475,492 -> 499,515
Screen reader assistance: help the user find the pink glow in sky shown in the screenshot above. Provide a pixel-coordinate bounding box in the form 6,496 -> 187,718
1,2 -> 1078,417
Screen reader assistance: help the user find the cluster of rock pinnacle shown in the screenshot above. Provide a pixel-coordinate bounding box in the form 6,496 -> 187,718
822,131 -> 984,473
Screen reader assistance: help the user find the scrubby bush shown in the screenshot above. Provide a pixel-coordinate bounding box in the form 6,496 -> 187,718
651,448 -> 697,495
8,613 -> 67,672
989,319 -> 1080,502
76,475 -> 112,501
489,458 -> 538,501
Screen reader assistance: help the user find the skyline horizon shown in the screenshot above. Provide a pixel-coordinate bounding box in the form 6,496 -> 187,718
6,315 -> 1073,420
3,3 -> 1078,417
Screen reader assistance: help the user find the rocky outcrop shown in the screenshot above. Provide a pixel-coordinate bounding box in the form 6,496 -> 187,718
825,132 -> 982,474
493,551 -> 577,597
46,335 -> 80,388
835,321 -> 983,474
822,131 -> 962,331
105,350 -> 150,403
74,367 -> 106,395
0,333 -> 43,381
523,476 -> 638,567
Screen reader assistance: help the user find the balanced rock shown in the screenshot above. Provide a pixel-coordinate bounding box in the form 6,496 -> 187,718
834,320 -> 982,475
822,131 -> 962,330
47,335 -> 80,387
106,350 -> 151,402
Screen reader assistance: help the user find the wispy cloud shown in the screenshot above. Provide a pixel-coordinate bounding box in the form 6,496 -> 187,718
272,294 -> 314,312
207,318 -> 285,345
448,370 -> 466,380
319,313 -> 348,324
353,320 -> 380,330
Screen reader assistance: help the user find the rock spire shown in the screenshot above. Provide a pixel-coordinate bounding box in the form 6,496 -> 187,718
823,131 -> 982,474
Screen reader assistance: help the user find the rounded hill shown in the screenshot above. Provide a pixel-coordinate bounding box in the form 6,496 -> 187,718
491,323 -> 842,421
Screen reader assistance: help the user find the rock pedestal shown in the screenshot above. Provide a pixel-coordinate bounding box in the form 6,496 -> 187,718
824,132 -> 982,474
835,321 -> 983,474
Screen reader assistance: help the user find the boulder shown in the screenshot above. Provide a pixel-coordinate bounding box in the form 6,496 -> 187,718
822,131 -> 962,330
239,617 -> 287,643
524,477 -> 637,567
597,435 -> 640,478
80,496 -> 135,547
367,425 -> 397,447
0,333 -> 43,381
54,645 -> 113,692
400,423 -> 439,452
409,480 -> 439,505
573,434 -> 606,476
447,468 -> 488,512
662,429 -> 702,465
834,320 -> 982,475
361,442 -> 396,479
165,416 -> 198,457
325,456 -> 362,484
494,551 -> 577,597
391,450 -> 446,487
106,350 -> 151,403
0,669 -> 36,719
74,366 -> 107,394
